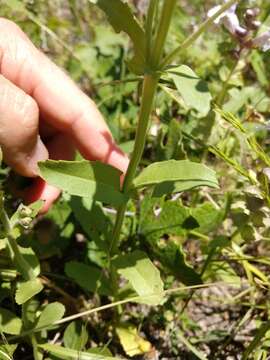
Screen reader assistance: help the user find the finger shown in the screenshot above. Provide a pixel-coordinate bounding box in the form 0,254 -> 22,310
0,18 -> 129,174
0,75 -> 48,177
24,134 -> 75,213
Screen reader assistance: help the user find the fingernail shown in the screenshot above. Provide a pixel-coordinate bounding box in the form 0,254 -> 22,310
28,137 -> 49,176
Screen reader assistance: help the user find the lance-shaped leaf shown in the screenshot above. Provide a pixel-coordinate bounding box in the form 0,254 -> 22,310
169,65 -> 212,117
39,344 -> 121,360
133,160 -> 219,196
39,160 -> 127,206
94,0 -> 146,74
113,251 -> 164,305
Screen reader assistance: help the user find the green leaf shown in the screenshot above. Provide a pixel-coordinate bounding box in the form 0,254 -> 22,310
39,344 -> 120,360
139,198 -> 189,239
113,251 -> 164,305
0,308 -> 22,335
22,299 -> 40,330
36,302 -> 65,329
0,344 -> 18,360
116,324 -> 151,357
87,348 -> 112,356
64,321 -> 88,351
19,246 -> 41,277
133,160 -> 218,196
39,160 -> 127,206
65,261 -> 111,295
139,196 -> 201,285
169,65 -> 212,117
15,279 -> 43,305
191,202 -> 225,234
155,242 -> 202,286
94,0 -> 146,74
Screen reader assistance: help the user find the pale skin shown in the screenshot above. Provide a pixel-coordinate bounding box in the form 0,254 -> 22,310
0,18 -> 129,213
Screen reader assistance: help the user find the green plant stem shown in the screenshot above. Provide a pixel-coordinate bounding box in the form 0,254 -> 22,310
0,199 -> 35,281
145,0 -> 158,60
151,0 -> 177,68
110,74 -> 159,254
110,0 -> 177,256
6,282 -> 230,341
161,0 -> 240,68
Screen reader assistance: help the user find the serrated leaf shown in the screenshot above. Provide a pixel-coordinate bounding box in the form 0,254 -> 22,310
65,261 -> 111,295
94,0 -> 146,74
133,160 -> 218,196
64,321 -> 88,351
15,279 -> 43,305
36,302 -> 65,329
169,65 -> 212,117
39,344 -> 121,360
39,160 -> 127,206
116,324 -> 151,357
0,308 -> 22,335
113,251 -> 164,305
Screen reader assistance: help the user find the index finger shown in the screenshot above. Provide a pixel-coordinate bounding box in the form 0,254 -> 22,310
0,18 -> 129,173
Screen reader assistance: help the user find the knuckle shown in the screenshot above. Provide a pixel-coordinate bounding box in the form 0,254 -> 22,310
20,94 -> 39,128
0,18 -> 23,36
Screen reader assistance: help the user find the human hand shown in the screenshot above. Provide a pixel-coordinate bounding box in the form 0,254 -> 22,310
0,18 -> 129,213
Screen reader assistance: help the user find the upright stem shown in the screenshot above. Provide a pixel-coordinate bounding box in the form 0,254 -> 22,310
110,0 -> 177,255
151,0 -> 177,68
110,74 -> 159,254
145,0 -> 158,60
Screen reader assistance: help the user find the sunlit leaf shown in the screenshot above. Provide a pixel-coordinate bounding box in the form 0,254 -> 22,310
113,251 -> 164,305
36,302 -> 65,329
116,324 -> 151,357
0,308 -> 22,335
64,321 -> 88,351
133,160 -> 218,196
15,279 -> 43,305
39,160 -> 127,206
39,344 -> 121,360
169,65 -> 212,117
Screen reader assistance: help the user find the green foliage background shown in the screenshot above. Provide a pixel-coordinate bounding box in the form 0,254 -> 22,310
0,0 -> 270,359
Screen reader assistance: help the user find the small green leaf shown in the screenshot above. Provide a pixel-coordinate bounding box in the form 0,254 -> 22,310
36,302 -> 65,329
64,321 -> 88,351
113,251 -> 164,305
191,202 -> 225,234
169,65 -> 212,117
15,279 -> 43,305
39,160 -> 127,206
133,160 -> 218,196
0,344 -> 18,360
65,261 -> 111,295
0,308 -> 22,335
95,0 -> 146,74
155,242 -> 202,286
39,344 -> 120,360
19,246 -> 41,277
116,324 -> 151,357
